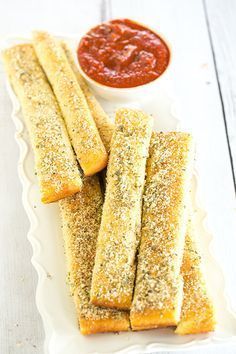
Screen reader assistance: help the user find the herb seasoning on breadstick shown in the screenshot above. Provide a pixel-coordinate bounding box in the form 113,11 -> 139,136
59,177 -> 130,334
131,132 -> 194,329
33,31 -> 108,176
176,218 -> 215,334
3,44 -> 82,203
91,108 -> 153,310
61,41 -> 114,152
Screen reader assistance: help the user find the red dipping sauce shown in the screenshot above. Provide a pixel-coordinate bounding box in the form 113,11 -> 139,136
77,19 -> 170,88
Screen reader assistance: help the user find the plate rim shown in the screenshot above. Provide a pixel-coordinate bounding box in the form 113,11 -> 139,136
3,34 -> 236,354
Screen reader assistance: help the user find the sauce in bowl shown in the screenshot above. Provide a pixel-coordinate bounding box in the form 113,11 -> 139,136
77,19 -> 170,88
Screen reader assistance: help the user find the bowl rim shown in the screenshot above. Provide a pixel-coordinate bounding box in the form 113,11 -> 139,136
77,18 -> 172,92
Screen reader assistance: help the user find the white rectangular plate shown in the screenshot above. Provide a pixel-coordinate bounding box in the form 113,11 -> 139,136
2,35 -> 236,354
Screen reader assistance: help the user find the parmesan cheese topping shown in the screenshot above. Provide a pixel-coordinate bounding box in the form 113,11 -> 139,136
59,177 -> 129,326
91,108 -> 153,309
3,44 -> 82,202
131,132 -> 194,320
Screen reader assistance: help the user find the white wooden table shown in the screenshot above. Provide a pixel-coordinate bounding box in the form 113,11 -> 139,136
1,0 -> 236,353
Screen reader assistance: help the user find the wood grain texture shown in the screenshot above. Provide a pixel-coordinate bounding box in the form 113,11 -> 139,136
0,65 -> 44,354
204,0 -> 236,185
0,1 -> 101,353
0,0 -> 102,35
0,0 -> 236,353
110,0 -> 236,353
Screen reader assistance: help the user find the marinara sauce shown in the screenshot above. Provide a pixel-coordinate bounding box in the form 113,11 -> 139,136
77,19 -> 170,88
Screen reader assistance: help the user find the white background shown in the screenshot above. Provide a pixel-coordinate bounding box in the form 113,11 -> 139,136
1,0 -> 236,353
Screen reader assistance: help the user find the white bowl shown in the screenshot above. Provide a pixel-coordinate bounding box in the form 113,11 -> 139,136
77,20 -> 172,102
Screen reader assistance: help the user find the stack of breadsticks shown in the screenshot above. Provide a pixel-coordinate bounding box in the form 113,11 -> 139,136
2,31 -> 215,335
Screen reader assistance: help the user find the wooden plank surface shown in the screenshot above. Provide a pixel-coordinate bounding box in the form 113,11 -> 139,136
0,0 -> 236,353
204,0 -> 236,182
0,2 -> 101,354
0,0 -> 102,35
109,0 -> 236,319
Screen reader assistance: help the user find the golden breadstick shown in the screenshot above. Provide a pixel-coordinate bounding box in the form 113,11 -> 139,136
2,44 -> 82,203
175,218 -> 216,334
130,132 -> 194,330
91,108 -> 153,310
32,31 -> 108,176
95,112 -> 214,333
61,41 -> 115,152
59,176 -> 129,335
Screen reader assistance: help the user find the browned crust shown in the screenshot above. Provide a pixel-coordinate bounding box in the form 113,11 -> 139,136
59,176 -> 130,334
131,309 -> 179,331
61,41 -> 115,152
175,219 -> 216,334
2,44 -> 82,203
79,311 -> 130,335
130,132 -> 194,330
91,108 -> 153,310
33,31 -> 108,176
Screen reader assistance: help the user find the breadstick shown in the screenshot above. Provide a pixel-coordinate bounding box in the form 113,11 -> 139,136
175,218 -> 215,334
61,41 -> 115,152
2,44 -> 82,203
59,176 -> 129,334
130,132 -> 194,330
33,31 -> 108,176
91,108 -> 153,310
